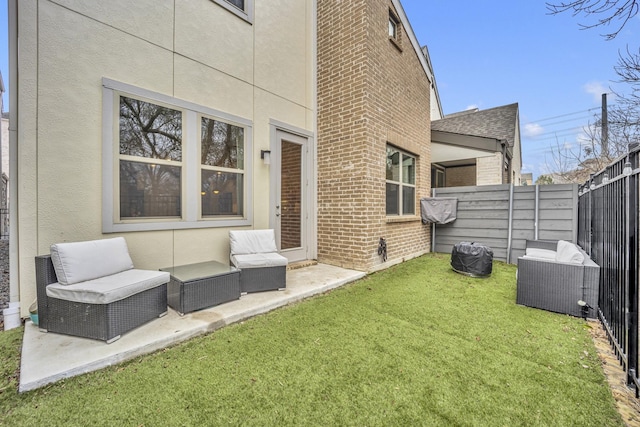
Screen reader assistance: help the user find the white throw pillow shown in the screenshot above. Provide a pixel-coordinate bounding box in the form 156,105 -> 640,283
556,240 -> 585,264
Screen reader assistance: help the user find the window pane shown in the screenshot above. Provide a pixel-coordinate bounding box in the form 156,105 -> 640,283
388,18 -> 396,38
402,186 -> 415,215
402,154 -> 415,184
201,118 -> 244,169
386,183 -> 399,215
386,147 -> 400,181
119,97 -> 182,161
201,170 -> 244,216
120,160 -> 181,218
225,0 -> 245,10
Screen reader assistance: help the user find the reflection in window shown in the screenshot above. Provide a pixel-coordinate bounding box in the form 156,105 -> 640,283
386,145 -> 416,216
201,171 -> 243,216
119,97 -> 183,219
120,162 -> 181,218
225,0 -> 244,10
201,117 -> 244,168
386,146 -> 400,181
119,97 -> 182,160
201,116 -> 245,217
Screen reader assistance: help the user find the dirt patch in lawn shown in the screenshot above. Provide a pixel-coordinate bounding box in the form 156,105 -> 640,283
589,320 -> 640,426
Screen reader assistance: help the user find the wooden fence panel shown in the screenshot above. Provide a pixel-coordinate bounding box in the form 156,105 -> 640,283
431,183 -> 577,263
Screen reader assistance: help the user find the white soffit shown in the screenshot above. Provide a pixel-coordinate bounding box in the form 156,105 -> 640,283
431,142 -> 496,163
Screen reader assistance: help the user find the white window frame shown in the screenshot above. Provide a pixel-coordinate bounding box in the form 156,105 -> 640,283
389,15 -> 398,39
102,78 -> 253,233
386,145 -> 417,217
211,0 -> 254,23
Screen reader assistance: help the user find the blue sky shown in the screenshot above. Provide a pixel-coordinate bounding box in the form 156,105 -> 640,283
0,1 -> 637,180
400,0 -> 638,179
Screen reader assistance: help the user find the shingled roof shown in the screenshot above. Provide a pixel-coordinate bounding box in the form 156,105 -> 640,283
431,103 -> 519,147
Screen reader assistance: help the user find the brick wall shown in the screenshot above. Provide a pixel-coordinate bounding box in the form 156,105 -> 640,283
317,0 -> 431,271
445,165 -> 476,187
281,141 -> 302,250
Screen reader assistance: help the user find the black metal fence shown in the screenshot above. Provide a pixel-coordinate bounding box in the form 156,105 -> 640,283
577,145 -> 640,396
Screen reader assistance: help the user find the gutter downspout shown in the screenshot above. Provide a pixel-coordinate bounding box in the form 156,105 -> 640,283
8,0 -> 19,306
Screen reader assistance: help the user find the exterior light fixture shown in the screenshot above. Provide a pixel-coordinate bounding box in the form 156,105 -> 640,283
261,150 -> 271,165
590,182 -> 596,190
602,173 -> 609,184
624,161 -> 633,176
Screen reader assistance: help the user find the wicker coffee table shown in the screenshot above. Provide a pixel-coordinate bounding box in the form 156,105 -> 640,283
161,261 -> 240,315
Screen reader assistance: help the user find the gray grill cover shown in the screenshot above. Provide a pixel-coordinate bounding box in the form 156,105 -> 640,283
420,197 -> 457,224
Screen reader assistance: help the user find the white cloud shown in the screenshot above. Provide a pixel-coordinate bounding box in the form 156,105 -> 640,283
523,123 -> 544,138
583,81 -> 608,103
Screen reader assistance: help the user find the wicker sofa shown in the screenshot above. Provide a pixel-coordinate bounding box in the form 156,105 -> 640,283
516,240 -> 600,318
229,229 -> 287,293
35,237 -> 169,343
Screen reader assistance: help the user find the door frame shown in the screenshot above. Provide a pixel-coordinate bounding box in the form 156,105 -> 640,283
269,120 -> 317,262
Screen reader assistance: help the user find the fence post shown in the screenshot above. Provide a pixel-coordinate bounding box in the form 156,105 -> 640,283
627,156 -> 639,394
506,184 -> 514,264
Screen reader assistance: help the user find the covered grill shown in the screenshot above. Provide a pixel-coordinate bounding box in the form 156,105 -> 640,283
451,242 -> 493,277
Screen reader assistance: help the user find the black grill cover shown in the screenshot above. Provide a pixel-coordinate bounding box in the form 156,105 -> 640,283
451,242 -> 493,277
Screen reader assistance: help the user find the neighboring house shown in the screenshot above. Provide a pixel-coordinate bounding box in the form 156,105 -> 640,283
431,103 -> 522,187
521,173 -> 533,186
317,0 -> 434,271
9,0 -> 317,315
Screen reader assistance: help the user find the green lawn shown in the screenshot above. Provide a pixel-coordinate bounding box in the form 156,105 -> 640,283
0,253 -> 623,426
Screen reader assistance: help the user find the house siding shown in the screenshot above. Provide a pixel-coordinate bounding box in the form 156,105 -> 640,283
476,153 -> 504,186
317,0 -> 431,271
13,0 -> 315,314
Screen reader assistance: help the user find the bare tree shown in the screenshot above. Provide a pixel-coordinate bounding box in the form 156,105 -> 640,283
547,1 -> 640,181
546,1 -> 639,40
548,102 -> 640,182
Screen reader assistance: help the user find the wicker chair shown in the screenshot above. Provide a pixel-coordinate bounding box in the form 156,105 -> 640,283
229,229 -> 287,293
35,237 -> 169,343
516,240 -> 600,318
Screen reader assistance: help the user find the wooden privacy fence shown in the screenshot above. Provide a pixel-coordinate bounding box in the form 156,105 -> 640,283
431,183 -> 578,264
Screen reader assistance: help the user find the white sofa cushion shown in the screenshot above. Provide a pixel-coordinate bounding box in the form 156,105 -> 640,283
50,237 -> 134,285
229,230 -> 278,255
231,253 -> 288,269
524,248 -> 557,260
556,240 -> 585,264
46,269 -> 170,304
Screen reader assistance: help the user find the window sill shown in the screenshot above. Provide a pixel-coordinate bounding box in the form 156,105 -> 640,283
104,218 -> 251,233
389,37 -> 403,52
386,215 -> 420,224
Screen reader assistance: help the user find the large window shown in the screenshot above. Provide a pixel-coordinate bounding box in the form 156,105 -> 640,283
103,79 -> 252,233
119,97 -> 183,219
200,117 -> 245,217
386,145 -> 416,216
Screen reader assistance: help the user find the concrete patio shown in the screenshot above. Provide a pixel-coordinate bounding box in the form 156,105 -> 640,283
19,263 -> 366,393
